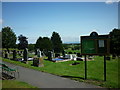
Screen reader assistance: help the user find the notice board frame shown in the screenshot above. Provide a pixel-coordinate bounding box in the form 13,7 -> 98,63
81,35 -> 110,55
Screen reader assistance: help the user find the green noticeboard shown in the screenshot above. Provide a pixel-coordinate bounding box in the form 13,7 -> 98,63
81,32 -> 110,55
82,40 -> 96,54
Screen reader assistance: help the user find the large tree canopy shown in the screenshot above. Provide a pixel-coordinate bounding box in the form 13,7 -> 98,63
2,27 -> 17,49
35,37 -> 52,51
109,28 -> 120,57
51,32 -> 63,53
18,34 -> 28,49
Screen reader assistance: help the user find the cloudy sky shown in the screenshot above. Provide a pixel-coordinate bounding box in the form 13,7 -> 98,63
1,1 -> 118,44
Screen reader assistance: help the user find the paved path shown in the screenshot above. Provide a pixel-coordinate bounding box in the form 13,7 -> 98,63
3,61 -> 108,89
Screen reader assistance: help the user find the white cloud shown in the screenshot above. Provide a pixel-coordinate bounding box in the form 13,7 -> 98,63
105,0 -> 114,4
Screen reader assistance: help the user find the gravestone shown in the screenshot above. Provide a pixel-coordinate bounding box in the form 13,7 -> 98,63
33,55 -> 44,67
65,54 -> 73,60
37,49 -> 42,58
33,56 -> 39,67
23,48 -> 28,64
4,50 -> 9,59
77,53 -> 82,57
62,50 -> 65,57
48,51 -> 52,60
13,50 -> 16,61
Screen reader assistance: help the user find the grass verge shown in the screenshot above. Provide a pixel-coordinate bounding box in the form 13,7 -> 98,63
0,56 -> 119,88
2,80 -> 37,88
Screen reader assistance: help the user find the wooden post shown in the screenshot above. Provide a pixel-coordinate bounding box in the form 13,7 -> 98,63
104,55 -> 106,81
85,55 -> 87,79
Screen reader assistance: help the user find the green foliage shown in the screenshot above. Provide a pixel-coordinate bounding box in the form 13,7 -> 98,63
2,27 -> 17,49
109,28 -> 120,56
18,34 -> 28,49
51,32 -> 63,53
35,37 -> 52,51
28,44 -> 35,51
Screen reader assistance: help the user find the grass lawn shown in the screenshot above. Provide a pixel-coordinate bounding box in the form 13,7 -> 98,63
2,80 -> 37,88
65,49 -> 81,53
0,56 -> 119,88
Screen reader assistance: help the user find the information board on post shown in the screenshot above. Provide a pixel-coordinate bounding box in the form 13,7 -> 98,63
81,32 -> 110,55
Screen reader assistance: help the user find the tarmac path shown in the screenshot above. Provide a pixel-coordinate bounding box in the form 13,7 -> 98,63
2,61 -> 108,89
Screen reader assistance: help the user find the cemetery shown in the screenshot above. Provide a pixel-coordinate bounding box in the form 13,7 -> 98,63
1,28 -> 119,88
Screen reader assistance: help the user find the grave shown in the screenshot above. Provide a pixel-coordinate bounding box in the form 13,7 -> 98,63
13,50 -> 16,61
23,48 -> 28,64
48,51 -> 52,61
33,49 -> 44,67
4,50 -> 9,59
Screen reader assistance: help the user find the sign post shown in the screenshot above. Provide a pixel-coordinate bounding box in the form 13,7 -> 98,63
81,31 -> 110,81
104,55 -> 106,81
84,55 -> 87,79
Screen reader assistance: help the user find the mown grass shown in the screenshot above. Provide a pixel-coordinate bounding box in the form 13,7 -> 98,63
65,49 -> 81,53
2,80 -> 37,88
0,56 -> 119,88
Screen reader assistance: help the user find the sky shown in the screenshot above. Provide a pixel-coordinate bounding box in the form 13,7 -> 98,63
1,1 -> 118,44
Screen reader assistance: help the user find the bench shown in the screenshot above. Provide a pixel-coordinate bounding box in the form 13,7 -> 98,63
0,63 -> 19,79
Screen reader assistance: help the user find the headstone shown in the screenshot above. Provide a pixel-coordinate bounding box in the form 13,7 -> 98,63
4,50 -> 9,59
77,53 -> 82,57
39,57 -> 44,67
62,50 -> 65,57
37,49 -> 42,57
33,56 -> 44,67
72,54 -> 77,61
65,54 -> 73,60
48,51 -> 52,60
23,48 -> 28,64
55,53 -> 60,57
13,50 -> 16,60
33,56 -> 39,66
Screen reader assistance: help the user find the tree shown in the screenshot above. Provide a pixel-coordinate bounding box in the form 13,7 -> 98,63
35,36 -> 43,51
35,36 -> 52,51
2,27 -> 17,49
42,37 -> 52,51
18,34 -> 28,49
28,44 -> 35,51
109,28 -> 120,57
51,32 -> 63,53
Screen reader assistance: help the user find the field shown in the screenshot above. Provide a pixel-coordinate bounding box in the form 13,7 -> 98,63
1,55 -> 119,88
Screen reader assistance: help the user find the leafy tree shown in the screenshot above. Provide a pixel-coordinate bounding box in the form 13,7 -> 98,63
109,28 -> 120,57
28,44 -> 35,51
2,27 -> 17,49
51,32 -> 63,53
35,36 -> 43,51
42,37 -> 52,51
35,37 -> 52,51
18,34 -> 28,49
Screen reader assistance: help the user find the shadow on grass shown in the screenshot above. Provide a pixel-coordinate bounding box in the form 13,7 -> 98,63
60,75 -> 104,82
60,75 -> 85,80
